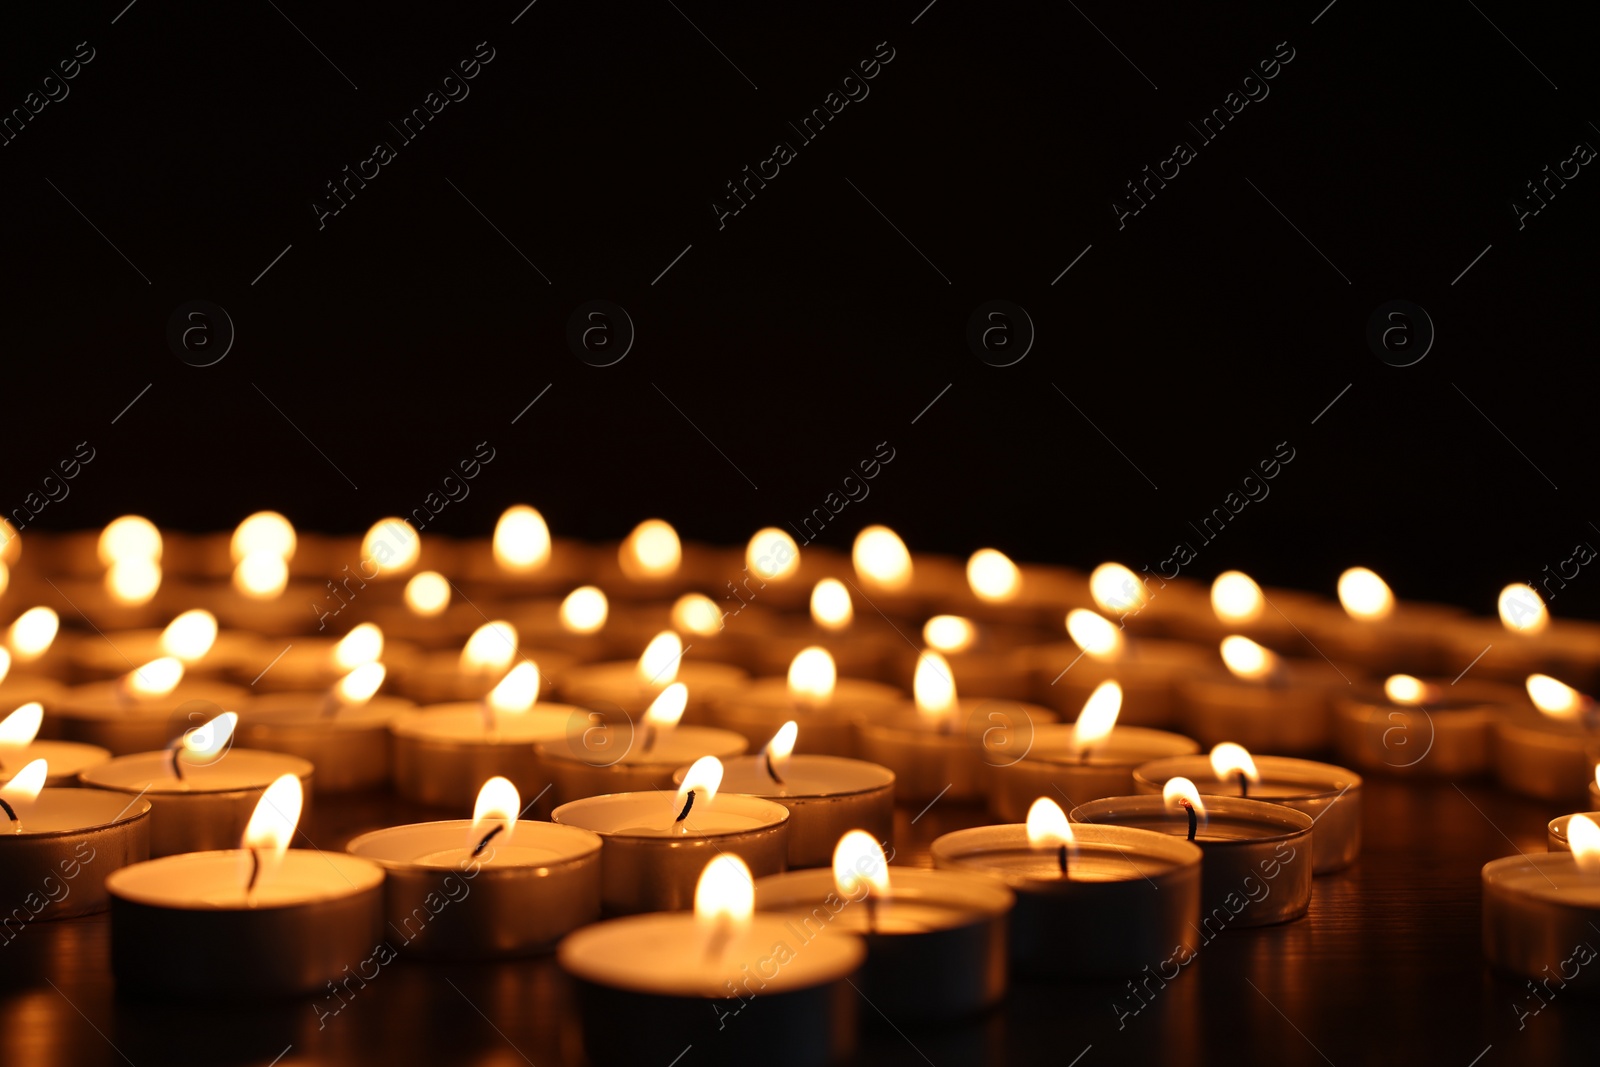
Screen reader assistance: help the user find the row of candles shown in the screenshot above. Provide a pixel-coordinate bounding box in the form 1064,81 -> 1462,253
1,511 -> 1598,1065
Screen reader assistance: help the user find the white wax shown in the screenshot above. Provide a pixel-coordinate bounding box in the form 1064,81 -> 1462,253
611,725 -> 746,767
0,740 -> 110,782
1134,754 -> 1357,802
0,786 -> 146,834
553,790 -> 788,839
692,755 -> 893,799
754,868 -> 1011,934
80,749 -> 312,794
390,703 -> 579,744
106,849 -> 382,909
1020,723 -> 1198,766
1485,853 -> 1600,907
348,819 -> 600,870
933,823 -> 1193,885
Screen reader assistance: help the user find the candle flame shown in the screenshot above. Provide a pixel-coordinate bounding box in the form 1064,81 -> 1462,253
1209,742 -> 1260,785
180,711 -> 237,763
127,657 -> 184,698
1384,674 -> 1438,705
1066,609 -> 1124,661
0,648 -> 8,685
461,621 -> 517,674
1338,567 -> 1394,622
334,624 -> 384,670
559,586 -> 608,634
493,505 -> 551,572
644,682 -> 689,731
98,515 -> 161,566
746,528 -> 800,581
810,579 -> 853,631
107,559 -> 162,605
7,608 -> 58,662
242,774 -> 303,887
335,663 -> 386,706
853,526 -> 912,590
766,720 -> 798,771
913,650 -> 958,727
1026,797 -> 1074,854
233,552 -> 288,599
487,661 -> 540,713
1497,583 -> 1549,635
1090,562 -> 1146,616
967,548 -> 1021,602
0,703 -> 44,749
832,829 -> 890,900
1211,571 -> 1265,624
361,518 -> 421,575
787,647 -> 837,706
469,776 -> 520,846
0,758 -> 48,812
923,615 -> 976,654
230,511 -> 296,562
1527,674 -> 1584,720
677,755 -> 724,814
1220,635 -> 1281,682
1162,777 -> 1206,826
620,519 -> 681,579
404,571 -> 450,616
694,853 -> 753,953
671,594 -> 723,637
160,610 -> 218,663
637,631 -> 683,685
1569,815 -> 1600,874
1071,681 -> 1122,755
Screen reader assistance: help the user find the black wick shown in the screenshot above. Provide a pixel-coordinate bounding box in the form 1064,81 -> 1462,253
246,849 -> 262,895
1057,844 -> 1068,876
1237,771 -> 1249,798
642,725 -> 657,755
1183,801 -> 1197,842
473,824 -> 504,857
865,893 -> 877,936
0,797 -> 17,824
167,744 -> 186,781
676,789 -> 696,823
764,750 -> 784,784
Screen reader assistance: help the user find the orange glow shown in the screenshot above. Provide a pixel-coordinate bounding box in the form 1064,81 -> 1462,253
461,621 -> 517,674
1498,583 -> 1549,635
404,571 -> 450,616
8,608 -> 59,661
766,720 -> 798,777
1071,681 -> 1122,755
230,512 -> 296,562
644,682 -> 689,732
967,549 -> 1021,602
1220,635 -> 1281,683
242,774 -> 303,894
494,506 -> 552,572
1090,563 -> 1146,615
1026,797 -> 1074,857
126,657 -> 183,698
98,515 -> 161,566
1209,742 -> 1260,786
832,829 -> 891,899
0,758 -> 48,816
233,552 -> 288,599
694,853 -> 753,955
913,650 -> 958,729
487,661 -> 541,714
559,586 -> 608,634
334,624 -> 384,670
1162,776 -> 1206,827
361,518 -> 421,575
335,663 -> 386,706
1384,674 -> 1439,706
0,703 -> 44,750
923,615 -> 977,654
746,528 -> 800,581
852,526 -> 912,590
1211,571 -> 1265,624
1066,609 -> 1124,661
786,647 -> 837,706
160,610 -> 218,663
620,519 -> 681,580
671,594 -> 723,637
1527,674 -> 1585,720
676,756 -> 724,825
1569,814 -> 1600,874
469,776 -> 520,845
1338,567 -> 1394,622
637,631 -> 683,685
179,711 -> 237,764
810,579 -> 853,631
107,559 -> 161,605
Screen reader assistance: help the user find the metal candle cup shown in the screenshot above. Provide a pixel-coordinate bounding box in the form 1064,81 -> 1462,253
538,724 -> 747,805
1492,706 -> 1597,803
47,679 -> 248,756
856,699 -> 1057,804
1332,679 -> 1514,777
752,867 -> 1013,1018
559,912 -> 862,1067
987,722 -> 1199,821
1481,852 -> 1600,991
0,788 -> 152,921
1133,754 -> 1360,874
79,750 -> 314,857
1021,639 -> 1210,728
704,677 -> 903,757
1176,666 -> 1345,755
345,820 -> 602,959
1070,794 -> 1313,926
106,849 -> 384,999
1548,812 -> 1600,851
677,755 -> 894,868
389,703 -> 576,812
551,791 -> 789,914
236,693 -> 411,793
931,822 -> 1202,979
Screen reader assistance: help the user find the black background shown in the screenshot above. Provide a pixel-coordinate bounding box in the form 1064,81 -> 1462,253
3,1 -> 1596,616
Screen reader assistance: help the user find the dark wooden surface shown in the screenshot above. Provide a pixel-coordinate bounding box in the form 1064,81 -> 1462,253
3,775 -> 1596,1067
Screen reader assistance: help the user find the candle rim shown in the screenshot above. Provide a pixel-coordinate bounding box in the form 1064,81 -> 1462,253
931,822 -> 1201,885
105,847 -> 383,910
752,866 -> 1013,929
346,818 -> 602,870
678,753 -> 895,799
535,724 -> 747,768
551,789 -> 790,840
80,749 -> 314,796
1132,755 -> 1360,803
1548,811 -> 1600,845
1070,794 -> 1313,843
0,786 -> 151,837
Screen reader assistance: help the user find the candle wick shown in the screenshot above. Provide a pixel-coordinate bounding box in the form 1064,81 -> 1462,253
704,914 -> 733,963
1237,771 -> 1249,798
676,789 -> 695,824
642,724 -> 657,754
245,848 -> 262,898
1058,843 -> 1068,877
1184,801 -> 1197,843
473,824 -> 504,857
764,750 -> 784,785
168,744 -> 186,782
0,797 -> 17,828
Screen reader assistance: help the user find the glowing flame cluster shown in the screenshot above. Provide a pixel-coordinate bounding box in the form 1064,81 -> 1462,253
1066,609 -> 1124,661
8,608 -> 59,662
620,519 -> 681,580
967,549 -> 1020,602
811,579 -> 853,631
746,528 -> 800,581
232,512 -> 295,599
334,624 -> 384,670
1338,567 -> 1394,622
637,631 -> 683,685
853,526 -> 911,591
494,506 -> 551,573
1211,571 -> 1264,624
787,647 -> 837,706
913,650 -> 958,729
101,516 -> 162,606
404,571 -> 450,616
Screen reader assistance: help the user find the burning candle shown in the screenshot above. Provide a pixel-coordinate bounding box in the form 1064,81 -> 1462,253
79,713 -> 314,857
346,776 -> 602,959
539,682 -> 748,805
888,613 -> 1037,700
680,721 -> 895,868
931,797 -> 1203,979
1493,674 -> 1600,802
1020,608 -> 1211,728
1298,566 -> 1459,674
1483,814 -> 1600,992
0,756 -> 152,922
753,830 -> 1013,1018
390,660 -> 576,812
4,606 -> 67,687
1549,805 -> 1600,851
0,701 -> 109,785
397,619 -> 570,704
559,855 -> 863,1067
99,515 -> 164,615
1070,779 -> 1313,926
614,518 -> 685,589
1133,743 -> 1362,874
1176,635 -> 1350,754
49,657 -> 247,756
746,579 -> 895,679
705,647 -> 903,757
106,774 -> 384,998
551,757 -> 790,914
68,608 -> 258,680
1445,584 -> 1600,688
237,621 -> 401,694
360,517 -> 423,578
230,511 -> 295,599
987,681 -> 1199,821
556,629 -> 747,717
1332,674 -> 1516,777
236,663 -> 409,793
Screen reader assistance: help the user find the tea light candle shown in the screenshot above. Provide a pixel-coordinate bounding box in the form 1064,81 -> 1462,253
753,831 -> 1012,1019
80,728 -> 314,857
501,587 -> 612,661
47,658 -> 248,756
1176,636 -> 1351,754
598,593 -> 756,668
1482,814 -> 1600,992
855,651 -> 1056,802
538,682 -> 747,805
106,774 -> 385,998
1164,570 -> 1316,648
1548,809 -> 1600,851
1070,782 -> 1313,926
885,614 -> 1039,700
346,776 -> 602,959
1019,609 -> 1211,728
559,855 -> 863,1067
1493,675 -> 1599,803
235,664 -> 409,793
551,757 -> 789,914
987,682 -> 1199,821
67,609 -> 260,679
557,630 -> 747,717
955,549 -> 1086,627
0,759 -> 152,921
396,619 -> 571,704
745,579 -> 897,678
931,798 -> 1203,979
4,606 -> 71,683
390,662 -> 575,812
1298,567 -> 1461,675
452,506 -> 592,595
677,722 -> 894,868
1333,674 -> 1515,777
1133,746 -> 1362,874
234,622 -> 397,694
705,647 -> 902,757
1444,585 -> 1600,688
0,702 -> 109,785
